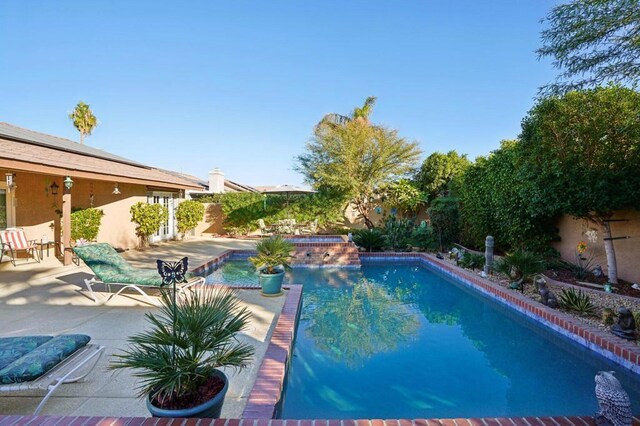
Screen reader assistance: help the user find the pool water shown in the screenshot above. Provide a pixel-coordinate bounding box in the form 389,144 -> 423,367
206,260 -> 640,419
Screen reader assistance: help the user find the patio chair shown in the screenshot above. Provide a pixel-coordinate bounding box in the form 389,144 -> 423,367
257,219 -> 274,236
73,243 -> 205,305
0,334 -> 104,415
0,228 -> 41,266
299,219 -> 319,235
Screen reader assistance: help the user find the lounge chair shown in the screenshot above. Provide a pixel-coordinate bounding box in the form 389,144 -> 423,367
0,334 -> 104,415
0,228 -> 41,266
73,243 -> 205,305
257,219 -> 274,236
299,219 -> 319,235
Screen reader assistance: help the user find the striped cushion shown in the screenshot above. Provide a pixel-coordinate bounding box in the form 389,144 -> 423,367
0,229 -> 32,250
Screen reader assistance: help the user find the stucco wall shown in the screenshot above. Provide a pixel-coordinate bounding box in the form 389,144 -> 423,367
553,211 -> 640,284
9,172 -> 149,250
193,203 -> 224,236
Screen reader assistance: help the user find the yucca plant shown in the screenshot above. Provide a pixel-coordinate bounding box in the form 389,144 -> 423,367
249,234 -> 295,274
110,288 -> 254,409
353,228 -> 386,252
559,288 -> 597,316
495,250 -> 545,282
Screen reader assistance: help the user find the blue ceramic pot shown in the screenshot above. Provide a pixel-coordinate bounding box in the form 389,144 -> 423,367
259,269 -> 285,295
146,369 -> 228,418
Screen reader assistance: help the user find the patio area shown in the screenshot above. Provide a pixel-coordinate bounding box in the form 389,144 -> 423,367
0,237 -> 286,418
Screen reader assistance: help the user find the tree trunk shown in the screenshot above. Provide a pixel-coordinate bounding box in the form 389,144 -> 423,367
80,132 -> 84,145
354,199 -> 374,229
599,218 -> 618,284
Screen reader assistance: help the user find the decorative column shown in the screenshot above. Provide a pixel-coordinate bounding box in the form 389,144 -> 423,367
483,235 -> 494,276
62,176 -> 73,266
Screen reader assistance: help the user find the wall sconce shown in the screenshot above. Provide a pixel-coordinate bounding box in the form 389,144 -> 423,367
5,173 -> 15,190
63,176 -> 74,190
50,181 -> 59,195
112,183 -> 121,195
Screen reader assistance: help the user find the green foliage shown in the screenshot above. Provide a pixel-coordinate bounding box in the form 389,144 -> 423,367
538,0 -> 640,94
69,101 -> 98,144
70,208 -> 104,241
175,200 -> 205,236
194,191 -> 345,236
458,251 -> 485,271
428,197 -> 460,252
296,98 -> 422,228
411,225 -> 438,251
130,202 -> 169,248
379,178 -> 425,217
352,228 -> 386,252
494,250 -> 545,283
415,150 -> 471,201
249,235 -> 295,274
110,288 -> 254,403
602,308 -> 616,327
382,216 -> 414,251
457,141 -> 557,252
559,288 -> 597,316
519,86 -> 640,221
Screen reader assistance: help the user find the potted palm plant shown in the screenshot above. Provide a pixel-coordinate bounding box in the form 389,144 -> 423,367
249,234 -> 295,296
110,287 -> 254,418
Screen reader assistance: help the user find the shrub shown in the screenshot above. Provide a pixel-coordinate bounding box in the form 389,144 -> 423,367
459,251 -> 485,271
175,200 -> 205,237
411,225 -> 438,251
130,202 -> 169,248
559,288 -> 597,316
353,228 -> 386,252
70,208 -> 104,241
383,216 -> 414,251
494,249 -> 545,283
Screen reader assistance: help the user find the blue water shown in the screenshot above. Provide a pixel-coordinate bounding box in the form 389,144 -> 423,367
206,260 -> 640,419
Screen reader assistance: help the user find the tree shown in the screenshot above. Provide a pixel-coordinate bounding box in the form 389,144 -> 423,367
69,101 -> 98,144
538,0 -> 640,95
296,99 -> 421,228
428,197 -> 460,252
175,200 -> 205,238
518,85 -> 640,283
379,178 -> 426,218
315,96 -> 377,130
414,150 -> 471,202
130,202 -> 169,248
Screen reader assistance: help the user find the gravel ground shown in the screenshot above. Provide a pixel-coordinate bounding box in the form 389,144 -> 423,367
443,256 -> 640,343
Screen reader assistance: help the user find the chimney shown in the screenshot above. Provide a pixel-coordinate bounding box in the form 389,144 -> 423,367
208,168 -> 225,193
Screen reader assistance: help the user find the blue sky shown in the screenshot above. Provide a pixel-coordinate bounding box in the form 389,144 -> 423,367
0,1 -> 558,187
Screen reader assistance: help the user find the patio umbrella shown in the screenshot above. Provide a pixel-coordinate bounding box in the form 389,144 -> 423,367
261,185 -> 316,215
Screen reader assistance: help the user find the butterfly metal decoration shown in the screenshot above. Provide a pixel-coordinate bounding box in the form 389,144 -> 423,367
156,257 -> 189,287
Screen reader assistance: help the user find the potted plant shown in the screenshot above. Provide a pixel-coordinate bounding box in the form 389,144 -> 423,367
110,287 -> 254,418
249,234 -> 295,296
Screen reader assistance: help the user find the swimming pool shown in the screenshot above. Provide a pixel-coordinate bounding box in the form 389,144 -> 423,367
206,259 -> 640,419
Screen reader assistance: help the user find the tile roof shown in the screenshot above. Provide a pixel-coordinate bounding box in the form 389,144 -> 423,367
0,123 -> 199,189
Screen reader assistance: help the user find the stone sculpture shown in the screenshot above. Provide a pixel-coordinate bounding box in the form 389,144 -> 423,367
535,276 -> 558,308
611,308 -> 636,340
594,371 -> 632,426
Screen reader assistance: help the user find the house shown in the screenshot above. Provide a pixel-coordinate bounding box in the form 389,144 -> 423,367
0,122 -> 201,264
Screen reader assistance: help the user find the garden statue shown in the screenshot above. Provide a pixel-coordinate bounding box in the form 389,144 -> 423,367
483,235 -> 494,276
593,265 -> 604,278
535,276 -> 558,308
594,371 -> 632,426
610,308 -> 636,341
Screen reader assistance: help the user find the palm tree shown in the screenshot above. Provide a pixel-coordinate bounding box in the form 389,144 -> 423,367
316,96 -> 377,130
69,101 -> 98,144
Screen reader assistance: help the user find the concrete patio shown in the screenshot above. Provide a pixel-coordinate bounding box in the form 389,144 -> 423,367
0,237 -> 286,418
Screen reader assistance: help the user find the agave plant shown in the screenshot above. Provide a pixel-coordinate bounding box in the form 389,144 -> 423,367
353,228 -> 386,252
559,288 -> 597,316
110,288 -> 254,405
249,234 -> 295,274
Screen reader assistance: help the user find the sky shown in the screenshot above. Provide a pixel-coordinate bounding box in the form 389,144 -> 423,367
0,1 -> 559,187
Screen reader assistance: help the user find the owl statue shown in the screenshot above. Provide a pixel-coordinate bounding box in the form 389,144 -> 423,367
595,371 -> 632,426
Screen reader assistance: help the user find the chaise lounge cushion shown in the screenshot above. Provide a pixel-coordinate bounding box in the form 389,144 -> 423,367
0,334 -> 91,384
74,243 -> 195,286
0,336 -> 53,369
